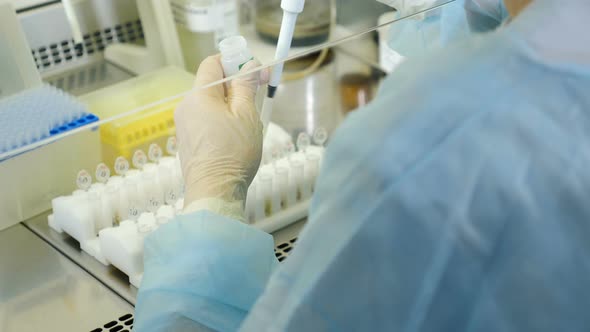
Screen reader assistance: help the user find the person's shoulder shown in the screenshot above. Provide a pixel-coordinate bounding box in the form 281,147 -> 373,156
323,32 -> 517,186
388,32 -> 511,99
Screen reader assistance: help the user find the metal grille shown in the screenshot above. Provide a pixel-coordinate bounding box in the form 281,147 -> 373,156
87,241 -> 295,331
274,237 -> 297,262
91,313 -> 133,332
30,19 -> 144,71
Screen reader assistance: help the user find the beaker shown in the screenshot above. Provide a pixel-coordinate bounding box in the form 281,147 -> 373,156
255,0 -> 333,47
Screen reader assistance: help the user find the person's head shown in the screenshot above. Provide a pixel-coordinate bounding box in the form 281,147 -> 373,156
503,0 -> 533,17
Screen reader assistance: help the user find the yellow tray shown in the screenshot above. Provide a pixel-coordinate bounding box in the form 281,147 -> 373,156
80,66 -> 194,167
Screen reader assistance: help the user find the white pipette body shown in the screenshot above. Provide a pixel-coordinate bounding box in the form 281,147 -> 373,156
262,0 -> 305,136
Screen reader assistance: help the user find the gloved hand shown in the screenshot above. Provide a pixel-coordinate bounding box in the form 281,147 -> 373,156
174,55 -> 269,221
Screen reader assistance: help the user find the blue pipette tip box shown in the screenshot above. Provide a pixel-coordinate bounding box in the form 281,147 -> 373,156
49,113 -> 99,136
0,113 -> 100,162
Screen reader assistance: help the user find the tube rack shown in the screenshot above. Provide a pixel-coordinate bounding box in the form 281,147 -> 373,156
48,142 -> 324,287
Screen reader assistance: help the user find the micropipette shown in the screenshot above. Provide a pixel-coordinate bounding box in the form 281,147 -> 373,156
261,0 -> 306,136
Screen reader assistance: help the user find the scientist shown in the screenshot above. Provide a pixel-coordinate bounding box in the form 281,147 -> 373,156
136,0 -> 590,330
385,0 -> 509,60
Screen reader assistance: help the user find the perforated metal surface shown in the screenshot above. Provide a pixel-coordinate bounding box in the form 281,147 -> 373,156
275,237 -> 297,262
30,19 -> 144,71
91,313 -> 134,332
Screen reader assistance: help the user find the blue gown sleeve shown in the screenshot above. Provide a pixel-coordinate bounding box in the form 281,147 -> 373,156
134,211 -> 278,332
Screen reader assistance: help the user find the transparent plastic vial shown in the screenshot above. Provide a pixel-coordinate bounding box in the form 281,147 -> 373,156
219,35 -> 253,77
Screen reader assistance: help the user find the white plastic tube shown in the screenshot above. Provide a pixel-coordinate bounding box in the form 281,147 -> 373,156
245,182 -> 257,224
305,153 -> 320,193
88,191 -> 102,234
159,163 -> 179,205
219,36 -> 253,77
254,180 -> 266,222
289,158 -> 304,202
142,164 -> 162,213
124,179 -> 141,221
103,185 -> 119,227
258,173 -> 274,217
275,166 -> 289,208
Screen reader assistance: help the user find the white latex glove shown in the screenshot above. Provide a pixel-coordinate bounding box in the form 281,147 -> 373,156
175,55 -> 269,221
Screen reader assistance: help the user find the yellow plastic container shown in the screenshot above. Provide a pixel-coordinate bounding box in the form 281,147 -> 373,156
80,67 -> 194,168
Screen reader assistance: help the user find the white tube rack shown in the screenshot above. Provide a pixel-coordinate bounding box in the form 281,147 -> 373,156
48,146 -> 324,288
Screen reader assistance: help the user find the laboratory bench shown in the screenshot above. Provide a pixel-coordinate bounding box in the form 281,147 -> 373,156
1,214 -> 305,332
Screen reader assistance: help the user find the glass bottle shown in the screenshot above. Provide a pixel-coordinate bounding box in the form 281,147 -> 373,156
171,0 -> 240,72
255,0 -> 332,47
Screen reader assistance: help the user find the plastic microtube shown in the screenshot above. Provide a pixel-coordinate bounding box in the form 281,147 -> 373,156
253,177 -> 266,220
219,36 -> 253,77
260,173 -> 275,217
124,179 -> 141,221
275,166 -> 289,208
76,169 -> 92,191
95,163 -> 111,184
159,164 -> 177,205
114,156 -> 130,176
300,165 -> 312,200
284,141 -> 296,161
296,132 -> 311,153
107,175 -> 123,188
105,184 -> 121,224
271,147 -> 281,167
132,150 -> 148,170
90,182 -> 105,193
271,179 -> 282,215
160,157 -> 181,203
313,127 -> 328,147
148,143 -> 163,163
166,136 -> 178,155
88,191 -> 102,234
142,164 -> 162,213
97,198 -> 113,230
305,154 -> 320,193
290,158 -> 305,202
245,182 -> 257,223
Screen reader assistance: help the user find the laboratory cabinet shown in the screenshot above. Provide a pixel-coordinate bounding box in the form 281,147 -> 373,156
0,0 -> 459,330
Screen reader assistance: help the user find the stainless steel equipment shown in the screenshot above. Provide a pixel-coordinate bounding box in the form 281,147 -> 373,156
0,224 -> 134,332
0,212 -> 304,331
17,0 -> 142,94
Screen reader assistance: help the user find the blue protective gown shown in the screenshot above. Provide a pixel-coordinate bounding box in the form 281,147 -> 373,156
387,0 -> 507,58
136,0 -> 590,330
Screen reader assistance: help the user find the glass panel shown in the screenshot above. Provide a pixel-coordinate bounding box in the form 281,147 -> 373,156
0,0 -> 473,227
0,0 -> 468,160
96,0 -> 457,77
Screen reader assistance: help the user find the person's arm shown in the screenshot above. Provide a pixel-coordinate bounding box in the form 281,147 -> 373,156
135,211 -> 277,332
135,56 -> 275,331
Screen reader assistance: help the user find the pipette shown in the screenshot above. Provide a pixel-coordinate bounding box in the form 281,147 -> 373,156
261,0 -> 306,136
